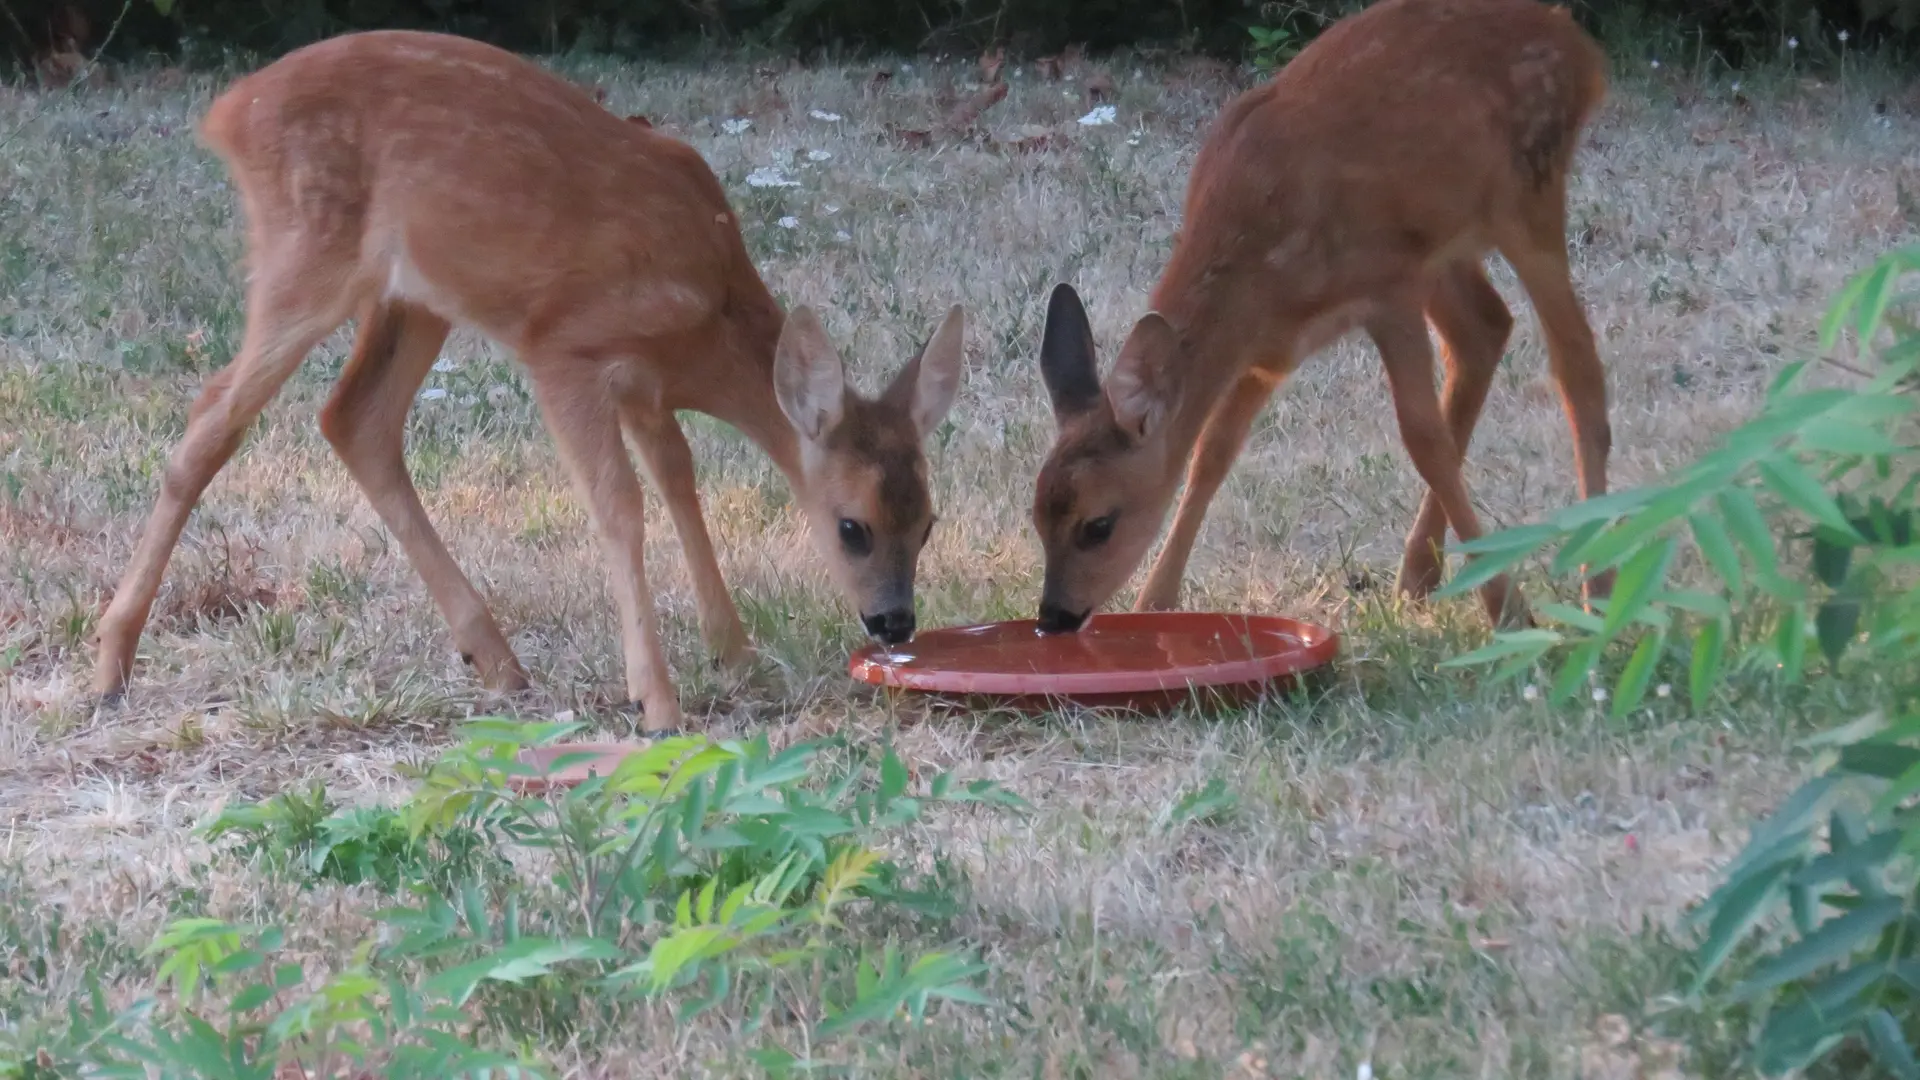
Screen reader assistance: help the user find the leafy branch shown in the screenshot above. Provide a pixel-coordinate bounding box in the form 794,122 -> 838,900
1438,245 -> 1920,720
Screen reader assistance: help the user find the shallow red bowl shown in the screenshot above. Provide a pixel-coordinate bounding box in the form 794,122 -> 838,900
509,741 -> 647,794
848,611 -> 1340,713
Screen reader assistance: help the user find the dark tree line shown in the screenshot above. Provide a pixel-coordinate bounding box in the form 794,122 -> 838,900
5,0 -> 1919,71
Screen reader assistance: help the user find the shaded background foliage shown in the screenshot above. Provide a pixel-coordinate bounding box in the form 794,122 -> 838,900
5,0 -> 1920,70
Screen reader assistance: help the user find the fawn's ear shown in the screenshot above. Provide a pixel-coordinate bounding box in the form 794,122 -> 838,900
1105,312 -> 1180,441
774,305 -> 847,442
1038,282 -> 1102,420
883,304 -> 967,440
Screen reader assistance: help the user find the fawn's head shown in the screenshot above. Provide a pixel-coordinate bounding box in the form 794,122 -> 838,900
1029,283 -> 1185,632
774,305 -> 966,646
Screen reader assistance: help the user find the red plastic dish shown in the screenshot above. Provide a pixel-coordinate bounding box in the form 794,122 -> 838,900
847,611 -> 1339,713
509,741 -> 647,794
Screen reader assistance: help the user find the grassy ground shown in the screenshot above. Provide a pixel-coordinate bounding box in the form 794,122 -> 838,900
1,43 -> 1916,1078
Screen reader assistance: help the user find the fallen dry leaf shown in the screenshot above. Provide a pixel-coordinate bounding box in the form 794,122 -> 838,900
1035,44 -> 1087,82
943,80 -> 1007,133
1085,71 -> 1115,105
979,46 -> 1005,86
52,1 -> 91,45
884,124 -> 933,149
1577,1013 -> 1692,1080
729,86 -> 789,122
996,125 -> 1060,154
35,49 -> 87,89
1167,55 -> 1237,95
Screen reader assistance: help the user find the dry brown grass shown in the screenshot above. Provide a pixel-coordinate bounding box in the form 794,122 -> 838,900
1,47 -> 1915,1077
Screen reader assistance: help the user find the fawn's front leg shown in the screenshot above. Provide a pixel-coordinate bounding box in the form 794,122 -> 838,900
623,405 -> 751,670
530,361 -> 686,732
1136,368 -> 1279,612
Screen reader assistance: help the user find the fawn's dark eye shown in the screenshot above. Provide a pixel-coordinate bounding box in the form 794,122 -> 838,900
838,518 -> 872,556
1077,513 -> 1117,550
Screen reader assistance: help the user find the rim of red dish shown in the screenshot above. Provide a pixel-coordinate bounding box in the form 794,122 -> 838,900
847,611 -> 1340,697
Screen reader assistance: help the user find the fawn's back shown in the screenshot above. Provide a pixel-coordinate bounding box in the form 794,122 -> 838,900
199,30 -> 764,364
1159,0 -> 1608,329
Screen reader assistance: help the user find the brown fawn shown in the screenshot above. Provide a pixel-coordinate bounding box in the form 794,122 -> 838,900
91,30 -> 968,732
1031,0 -> 1612,633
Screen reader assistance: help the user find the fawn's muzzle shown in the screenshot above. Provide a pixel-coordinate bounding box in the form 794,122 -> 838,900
862,608 -> 916,645
1035,602 -> 1088,634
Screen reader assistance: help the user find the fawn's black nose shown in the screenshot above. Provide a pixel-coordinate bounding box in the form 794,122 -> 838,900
862,609 -> 916,646
1036,602 -> 1088,634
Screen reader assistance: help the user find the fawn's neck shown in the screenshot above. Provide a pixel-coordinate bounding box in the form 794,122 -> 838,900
1147,247 -> 1291,461
684,275 -> 806,490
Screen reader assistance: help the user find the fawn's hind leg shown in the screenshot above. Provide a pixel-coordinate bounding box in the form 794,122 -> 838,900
319,301 -> 530,692
1501,181 -> 1614,603
1370,296 -> 1530,629
1398,261 -> 1515,600
94,263 -> 350,699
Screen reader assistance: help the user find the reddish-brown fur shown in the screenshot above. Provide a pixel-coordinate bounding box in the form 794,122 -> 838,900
92,30 -> 967,730
1031,0 -> 1612,632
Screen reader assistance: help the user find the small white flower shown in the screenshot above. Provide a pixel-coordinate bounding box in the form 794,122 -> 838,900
1078,105 -> 1118,126
1592,686 -> 1609,703
486,385 -> 514,407
807,149 -> 832,162
1656,683 -> 1672,698
1357,1064 -> 1373,1080
900,62 -> 913,72
833,230 -> 852,242
1065,73 -> 1076,82
777,216 -> 800,229
1650,59 -> 1660,69
721,117 -> 752,134
808,109 -> 842,122
745,166 -> 800,188
1788,36 -> 1799,49
1126,133 -> 1142,146
1732,79 -> 1743,91
431,357 -> 457,373
1523,684 -> 1540,702
822,203 -> 841,214
1839,30 -> 1850,43
418,387 -> 448,401
1013,67 -> 1024,77
1133,69 -> 1144,79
